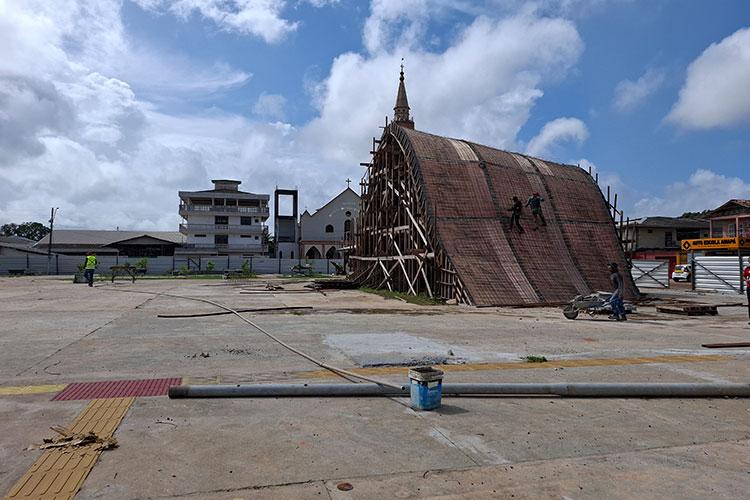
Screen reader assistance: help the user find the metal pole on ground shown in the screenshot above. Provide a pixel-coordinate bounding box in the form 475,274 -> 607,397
170,382 -> 750,399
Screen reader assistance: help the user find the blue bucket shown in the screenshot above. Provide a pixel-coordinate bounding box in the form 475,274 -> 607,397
408,366 -> 444,411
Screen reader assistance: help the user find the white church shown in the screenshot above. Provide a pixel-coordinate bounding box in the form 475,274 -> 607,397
299,185 -> 360,260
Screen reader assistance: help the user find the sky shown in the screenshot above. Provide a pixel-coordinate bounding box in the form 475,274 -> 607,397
1,0 -> 749,231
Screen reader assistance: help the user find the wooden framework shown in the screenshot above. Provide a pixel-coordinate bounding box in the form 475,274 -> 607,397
351,123 -> 469,303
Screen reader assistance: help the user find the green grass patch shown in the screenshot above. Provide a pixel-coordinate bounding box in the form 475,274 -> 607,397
359,287 -> 442,306
524,355 -> 548,363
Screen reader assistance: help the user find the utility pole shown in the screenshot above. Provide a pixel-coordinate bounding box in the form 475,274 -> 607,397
47,207 -> 58,275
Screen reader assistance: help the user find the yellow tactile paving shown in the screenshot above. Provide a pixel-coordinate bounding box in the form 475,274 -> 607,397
5,397 -> 133,500
0,385 -> 67,396
300,354 -> 730,379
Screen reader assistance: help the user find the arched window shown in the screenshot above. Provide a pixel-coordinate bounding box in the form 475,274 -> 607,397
306,246 -> 322,259
326,247 -> 340,259
325,224 -> 334,233
343,219 -> 352,234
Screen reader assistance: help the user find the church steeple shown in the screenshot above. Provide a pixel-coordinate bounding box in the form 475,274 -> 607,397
393,61 -> 414,129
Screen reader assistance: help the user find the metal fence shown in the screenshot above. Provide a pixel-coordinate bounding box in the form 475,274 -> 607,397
0,255 -> 344,276
631,259 -> 670,289
693,255 -> 749,294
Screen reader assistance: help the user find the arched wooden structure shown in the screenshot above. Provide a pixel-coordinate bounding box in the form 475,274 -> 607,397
351,123 -> 638,306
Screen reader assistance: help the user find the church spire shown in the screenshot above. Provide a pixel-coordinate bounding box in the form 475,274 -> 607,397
393,60 -> 414,129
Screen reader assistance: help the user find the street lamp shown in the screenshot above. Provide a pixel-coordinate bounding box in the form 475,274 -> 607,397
47,207 -> 59,275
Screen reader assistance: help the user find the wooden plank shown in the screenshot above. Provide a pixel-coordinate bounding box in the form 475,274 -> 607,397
701,342 -> 750,348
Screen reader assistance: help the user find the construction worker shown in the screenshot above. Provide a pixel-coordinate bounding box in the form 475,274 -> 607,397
744,263 -> 750,324
83,251 -> 97,287
526,192 -> 546,228
608,262 -> 626,321
509,196 -> 524,233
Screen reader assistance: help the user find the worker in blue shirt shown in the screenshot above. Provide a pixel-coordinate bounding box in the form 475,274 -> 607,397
526,192 -> 546,228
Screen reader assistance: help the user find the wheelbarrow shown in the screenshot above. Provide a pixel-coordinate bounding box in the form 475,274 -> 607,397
562,292 -> 635,320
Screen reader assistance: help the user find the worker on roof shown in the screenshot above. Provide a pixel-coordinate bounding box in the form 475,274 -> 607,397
608,262 -> 626,321
83,251 -> 97,287
509,196 -> 524,233
526,192 -> 547,228
743,263 -> 750,324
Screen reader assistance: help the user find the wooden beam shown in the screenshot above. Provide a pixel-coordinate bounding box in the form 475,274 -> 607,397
350,254 -> 434,261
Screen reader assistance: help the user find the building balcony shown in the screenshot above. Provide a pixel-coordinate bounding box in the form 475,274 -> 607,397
178,243 -> 266,253
179,224 -> 265,235
179,204 -> 269,217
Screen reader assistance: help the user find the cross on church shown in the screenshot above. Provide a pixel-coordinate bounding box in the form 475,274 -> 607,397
346,178 -> 351,188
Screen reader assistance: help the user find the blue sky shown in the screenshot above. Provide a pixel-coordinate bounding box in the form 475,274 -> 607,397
1,0 -> 749,230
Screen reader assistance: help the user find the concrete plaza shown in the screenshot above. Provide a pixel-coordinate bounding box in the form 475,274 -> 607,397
1,276 -> 748,499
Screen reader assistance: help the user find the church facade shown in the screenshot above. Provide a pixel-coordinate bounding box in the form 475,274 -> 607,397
299,187 -> 360,260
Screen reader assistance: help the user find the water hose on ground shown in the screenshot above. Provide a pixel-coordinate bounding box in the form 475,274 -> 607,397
101,285 -> 404,390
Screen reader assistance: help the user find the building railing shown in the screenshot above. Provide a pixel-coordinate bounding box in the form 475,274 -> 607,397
181,243 -> 265,251
179,224 -> 265,235
179,204 -> 269,216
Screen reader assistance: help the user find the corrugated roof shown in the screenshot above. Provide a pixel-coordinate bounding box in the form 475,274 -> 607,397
394,126 -> 637,306
35,230 -> 184,247
0,242 -> 49,254
707,199 -> 750,218
0,235 -> 35,245
637,217 -> 709,228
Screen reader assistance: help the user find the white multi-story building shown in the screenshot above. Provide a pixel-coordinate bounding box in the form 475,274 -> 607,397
178,179 -> 270,257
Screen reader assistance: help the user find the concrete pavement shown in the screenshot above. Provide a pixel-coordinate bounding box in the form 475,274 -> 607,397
1,276 -> 748,498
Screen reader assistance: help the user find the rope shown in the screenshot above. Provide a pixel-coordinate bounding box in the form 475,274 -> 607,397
101,285 -> 404,390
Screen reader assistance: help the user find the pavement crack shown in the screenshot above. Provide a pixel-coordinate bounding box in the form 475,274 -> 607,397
13,293 -> 154,377
149,479 -> 330,499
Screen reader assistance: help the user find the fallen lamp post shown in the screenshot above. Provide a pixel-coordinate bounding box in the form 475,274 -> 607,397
169,382 -> 750,400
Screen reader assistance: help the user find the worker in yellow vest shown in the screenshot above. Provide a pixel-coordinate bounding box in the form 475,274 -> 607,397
83,251 -> 97,287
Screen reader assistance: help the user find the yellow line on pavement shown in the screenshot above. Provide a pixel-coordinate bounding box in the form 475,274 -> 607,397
299,354 -> 730,379
5,397 -> 133,500
0,384 -> 68,396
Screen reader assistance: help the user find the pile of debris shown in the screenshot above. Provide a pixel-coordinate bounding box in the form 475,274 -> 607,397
27,426 -> 118,452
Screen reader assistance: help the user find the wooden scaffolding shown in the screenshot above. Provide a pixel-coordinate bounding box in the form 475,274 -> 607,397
351,122 -> 470,303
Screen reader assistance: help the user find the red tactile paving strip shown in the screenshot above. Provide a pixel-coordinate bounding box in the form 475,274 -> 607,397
52,378 -> 182,401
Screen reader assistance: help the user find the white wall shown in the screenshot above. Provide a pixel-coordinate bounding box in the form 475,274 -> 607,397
300,189 -> 359,242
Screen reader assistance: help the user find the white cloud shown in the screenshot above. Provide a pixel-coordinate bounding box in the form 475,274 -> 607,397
526,117 -> 588,157
303,0 -> 341,6
633,169 -> 750,217
253,93 -> 287,120
666,27 -> 750,130
613,67 -> 665,112
135,0 -> 299,44
306,11 -> 583,163
0,0 -> 586,231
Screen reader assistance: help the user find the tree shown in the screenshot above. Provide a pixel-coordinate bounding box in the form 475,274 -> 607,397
1,222 -> 51,241
262,226 -> 276,256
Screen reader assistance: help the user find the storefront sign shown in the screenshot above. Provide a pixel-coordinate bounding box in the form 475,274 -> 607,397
681,237 -> 750,251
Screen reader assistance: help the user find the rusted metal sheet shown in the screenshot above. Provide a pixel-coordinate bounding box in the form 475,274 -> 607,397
400,127 -> 636,306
